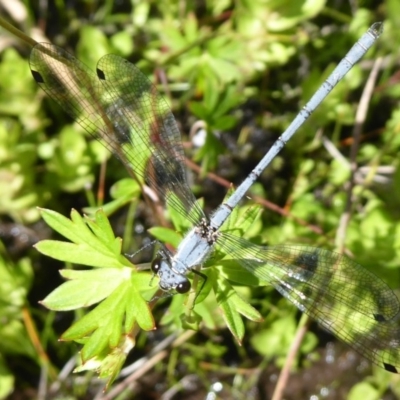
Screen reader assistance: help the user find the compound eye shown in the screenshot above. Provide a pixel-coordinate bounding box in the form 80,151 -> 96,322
151,256 -> 162,273
176,279 -> 191,294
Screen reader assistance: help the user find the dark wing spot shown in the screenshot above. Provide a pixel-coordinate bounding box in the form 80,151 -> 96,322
291,251 -> 319,281
96,68 -> 106,80
383,362 -> 398,373
302,286 -> 313,298
373,313 -> 386,322
31,70 -> 44,83
105,101 -> 131,144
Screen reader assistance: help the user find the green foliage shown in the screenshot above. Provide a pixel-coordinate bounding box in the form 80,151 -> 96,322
35,208 -> 156,386
0,248 -> 34,398
0,48 -> 43,222
1,0 -> 400,398
32,204 -> 265,384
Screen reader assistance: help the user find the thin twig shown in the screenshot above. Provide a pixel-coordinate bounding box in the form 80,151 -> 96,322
161,374 -> 199,400
336,57 -> 383,252
119,333 -> 178,377
321,135 -> 351,167
21,307 -> 58,380
271,314 -> 310,400
48,356 -> 77,395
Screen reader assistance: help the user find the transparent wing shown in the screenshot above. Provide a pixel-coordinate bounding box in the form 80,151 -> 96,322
29,43 -> 205,225
219,233 -> 400,373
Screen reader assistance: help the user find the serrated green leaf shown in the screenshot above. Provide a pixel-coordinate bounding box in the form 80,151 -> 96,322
61,275 -> 155,360
41,268 -> 132,310
85,209 -> 116,244
36,208 -> 133,270
62,280 -> 130,340
70,209 -> 117,250
82,324 -> 117,361
229,290 -> 263,322
35,240 -> 127,268
39,208 -> 127,259
129,275 -> 155,331
214,279 -> 245,343
39,208 -> 83,243
132,272 -> 158,302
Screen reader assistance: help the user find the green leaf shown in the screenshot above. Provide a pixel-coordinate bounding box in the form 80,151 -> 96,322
215,261 -> 261,287
39,208 -> 85,244
207,57 -> 241,83
250,315 -> 297,359
36,208 -> 131,268
77,26 -> 111,69
188,101 -> 209,120
127,275 -> 156,331
61,278 -> 155,355
84,209 -> 118,246
348,382 -> 380,400
192,294 -> 223,330
109,178 -> 140,199
36,206 -> 157,382
213,272 -> 261,343
183,12 -> 199,42
191,268 -> 214,305
98,338 -> 134,387
35,240 -> 126,268
0,356 -> 14,400
215,280 -> 245,343
0,319 -> 36,358
41,268 -> 132,310
222,203 -> 263,238
160,292 -> 186,328
148,226 -> 182,248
